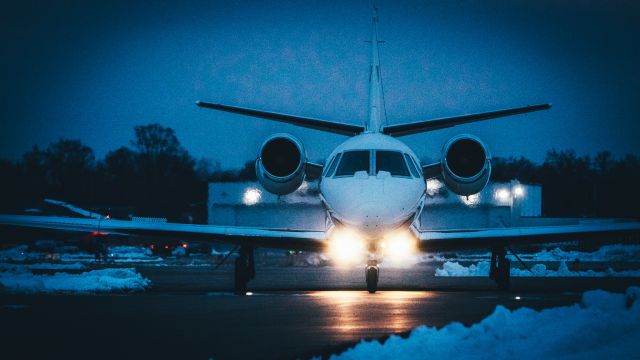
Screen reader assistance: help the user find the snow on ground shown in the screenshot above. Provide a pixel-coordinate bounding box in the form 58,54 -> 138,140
0,245 -> 162,264
0,263 -> 85,271
435,261 -> 640,277
107,246 -> 162,263
0,245 -> 42,262
419,244 -> 640,264
329,287 -> 640,360
0,268 -> 150,293
518,244 -> 640,262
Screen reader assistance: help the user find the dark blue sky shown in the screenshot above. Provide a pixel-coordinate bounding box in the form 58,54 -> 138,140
1,0 -> 639,168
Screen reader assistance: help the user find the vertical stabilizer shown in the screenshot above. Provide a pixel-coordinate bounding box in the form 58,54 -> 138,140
366,7 -> 385,133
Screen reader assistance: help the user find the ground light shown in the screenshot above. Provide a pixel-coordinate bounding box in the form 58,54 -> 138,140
242,187 -> 262,205
513,185 -> 525,198
495,188 -> 511,203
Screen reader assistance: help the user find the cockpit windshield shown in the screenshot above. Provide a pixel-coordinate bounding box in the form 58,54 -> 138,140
375,150 -> 410,177
335,150 -> 370,176
327,150 -> 418,178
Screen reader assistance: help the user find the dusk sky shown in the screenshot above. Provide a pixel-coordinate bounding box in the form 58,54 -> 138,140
1,0 -> 639,168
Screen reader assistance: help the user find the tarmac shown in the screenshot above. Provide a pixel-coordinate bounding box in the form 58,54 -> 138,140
1,264 -> 639,359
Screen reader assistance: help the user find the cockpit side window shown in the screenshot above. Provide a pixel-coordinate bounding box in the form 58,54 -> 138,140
324,153 -> 342,177
375,150 -> 410,177
335,150 -> 370,177
404,153 -> 421,178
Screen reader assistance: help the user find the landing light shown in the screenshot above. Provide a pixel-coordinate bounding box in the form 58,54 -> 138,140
243,188 -> 262,206
328,229 -> 366,266
380,231 -> 417,263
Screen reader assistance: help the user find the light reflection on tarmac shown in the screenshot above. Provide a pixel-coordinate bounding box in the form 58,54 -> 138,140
1,271 -> 639,359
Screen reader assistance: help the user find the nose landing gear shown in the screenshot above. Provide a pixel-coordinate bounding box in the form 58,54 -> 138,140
365,259 -> 379,293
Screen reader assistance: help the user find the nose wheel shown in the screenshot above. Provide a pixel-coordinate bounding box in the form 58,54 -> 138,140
365,260 -> 379,293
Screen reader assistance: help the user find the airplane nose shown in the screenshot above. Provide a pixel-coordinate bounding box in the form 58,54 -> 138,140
358,202 -> 385,236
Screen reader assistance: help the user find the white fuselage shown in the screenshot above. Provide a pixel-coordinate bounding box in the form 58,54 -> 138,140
319,133 -> 425,240
319,9 -> 426,248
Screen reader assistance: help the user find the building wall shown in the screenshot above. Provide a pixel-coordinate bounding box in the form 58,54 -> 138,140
208,181 -> 542,230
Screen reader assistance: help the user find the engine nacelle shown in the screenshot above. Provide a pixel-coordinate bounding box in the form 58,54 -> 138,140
256,133 -> 306,195
441,134 -> 492,196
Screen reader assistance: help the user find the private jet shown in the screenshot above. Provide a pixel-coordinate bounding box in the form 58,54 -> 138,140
2,8 -> 639,293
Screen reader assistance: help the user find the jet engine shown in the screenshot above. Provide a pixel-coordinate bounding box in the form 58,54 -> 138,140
256,133 -> 306,195
441,134 -> 492,196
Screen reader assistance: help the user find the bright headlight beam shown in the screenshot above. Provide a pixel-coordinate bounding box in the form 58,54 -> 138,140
328,229 -> 366,266
381,231 -> 417,265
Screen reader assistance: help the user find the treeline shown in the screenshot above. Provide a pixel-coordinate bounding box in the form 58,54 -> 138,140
0,124 -> 208,221
492,151 -> 640,219
1,124 -> 639,220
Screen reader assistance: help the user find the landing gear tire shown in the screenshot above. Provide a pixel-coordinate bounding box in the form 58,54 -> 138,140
365,260 -> 379,294
234,246 -> 255,295
490,247 -> 511,291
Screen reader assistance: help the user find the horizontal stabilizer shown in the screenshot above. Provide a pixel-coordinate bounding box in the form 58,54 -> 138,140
196,101 -> 364,136
383,103 -> 551,137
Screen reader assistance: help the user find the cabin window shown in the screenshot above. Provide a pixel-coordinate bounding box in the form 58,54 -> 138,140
404,153 -> 421,178
375,150 -> 410,177
324,153 -> 342,177
335,151 -> 370,177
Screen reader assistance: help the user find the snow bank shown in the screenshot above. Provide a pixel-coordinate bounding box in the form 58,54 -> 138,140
522,244 -> 640,262
107,246 -> 162,263
421,244 -> 640,264
435,261 -> 640,277
330,287 -> 640,359
0,245 -> 41,262
172,247 -> 186,257
0,263 -> 85,271
0,268 -> 150,293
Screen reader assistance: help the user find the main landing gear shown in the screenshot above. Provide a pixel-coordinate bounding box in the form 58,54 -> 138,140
365,260 -> 379,293
234,246 -> 255,295
489,247 -> 511,291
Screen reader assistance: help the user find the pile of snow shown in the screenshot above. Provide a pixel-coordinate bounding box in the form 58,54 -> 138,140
330,287 -> 640,359
435,261 -> 640,277
107,246 -> 161,263
0,268 -> 150,293
0,245 -> 42,262
172,247 -> 186,257
522,244 -> 640,262
419,244 -> 640,264
1,245 -> 161,264
0,263 -> 85,271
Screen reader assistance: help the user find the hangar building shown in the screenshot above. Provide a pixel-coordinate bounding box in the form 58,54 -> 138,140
207,180 -> 542,230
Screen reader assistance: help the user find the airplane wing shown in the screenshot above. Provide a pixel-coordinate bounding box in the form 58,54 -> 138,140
196,101 -> 365,136
413,222 -> 640,253
0,215 -> 329,252
383,103 -> 551,137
